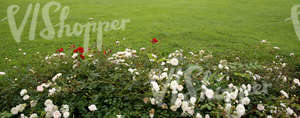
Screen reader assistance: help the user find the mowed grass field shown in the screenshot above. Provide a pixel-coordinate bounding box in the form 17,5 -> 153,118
0,0 -> 300,71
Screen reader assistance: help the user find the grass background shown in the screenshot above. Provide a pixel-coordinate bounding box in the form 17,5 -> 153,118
0,0 -> 300,71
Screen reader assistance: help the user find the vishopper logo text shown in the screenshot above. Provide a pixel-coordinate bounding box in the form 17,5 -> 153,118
287,5 -> 300,41
1,1 -> 131,52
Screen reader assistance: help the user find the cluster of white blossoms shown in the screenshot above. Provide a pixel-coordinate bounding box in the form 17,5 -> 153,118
10,103 -> 26,115
36,73 -> 62,96
37,83 -> 51,92
45,53 -> 66,61
166,50 -> 182,66
20,89 -> 30,101
128,68 -> 140,80
201,85 -> 214,100
11,90 -> 40,118
108,48 -> 137,65
148,50 -> 201,116
44,99 -> 70,118
10,73 -> 70,117
218,60 -> 229,70
222,83 -> 252,117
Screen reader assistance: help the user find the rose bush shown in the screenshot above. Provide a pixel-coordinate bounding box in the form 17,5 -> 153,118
0,39 -> 299,118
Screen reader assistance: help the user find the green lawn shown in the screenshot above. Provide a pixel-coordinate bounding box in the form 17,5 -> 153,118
0,0 -> 300,70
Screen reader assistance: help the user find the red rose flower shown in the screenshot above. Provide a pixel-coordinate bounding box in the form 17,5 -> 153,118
56,48 -> 64,52
152,38 -> 158,44
71,45 -> 76,48
104,50 -> 107,55
74,47 -> 84,53
79,54 -> 85,59
78,47 -> 84,53
73,49 -> 78,53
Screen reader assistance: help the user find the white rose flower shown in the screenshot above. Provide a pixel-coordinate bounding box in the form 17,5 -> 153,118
199,50 -> 205,55
257,104 -> 265,111
196,113 -> 202,118
230,89 -> 238,100
241,84 -> 246,90
10,107 -> 18,115
236,104 -> 245,116
170,81 -> 178,90
267,115 -> 272,118
62,105 -> 69,110
177,85 -> 184,91
45,105 -> 54,112
181,101 -> 189,112
205,89 -> 214,99
190,97 -> 197,104
20,89 -> 27,96
261,40 -> 267,43
128,68 -> 136,73
30,100 -> 37,107
160,72 -> 168,79
290,53 -> 294,57
151,81 -> 160,92
177,93 -> 184,100
280,103 -> 286,108
49,88 -> 57,96
201,85 -> 207,89
174,98 -> 182,107
37,85 -> 44,92
293,79 -> 300,86
140,47 -> 146,51
44,99 -> 53,106
280,90 -> 289,98
23,95 -> 30,101
42,83 -> 51,88
247,84 -> 251,92
63,112 -> 70,118
16,104 -> 26,112
241,97 -> 250,105
244,90 -> 249,96
205,114 -> 210,118
273,47 -> 280,50
177,71 -> 183,76
228,83 -> 233,88
52,73 -> 62,82
225,103 -> 232,112
29,113 -> 38,118
187,108 -> 194,115
171,89 -> 178,94
150,98 -> 156,105
224,92 -> 231,103
72,53 -> 78,59
88,104 -> 97,111
0,72 -> 5,75
169,58 -> 179,66
116,115 -> 122,118
52,111 -> 61,118
20,114 -> 27,118
218,64 -> 224,69
286,107 -> 294,115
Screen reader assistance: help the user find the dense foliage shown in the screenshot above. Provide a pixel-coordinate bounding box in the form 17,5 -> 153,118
0,40 -> 299,118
